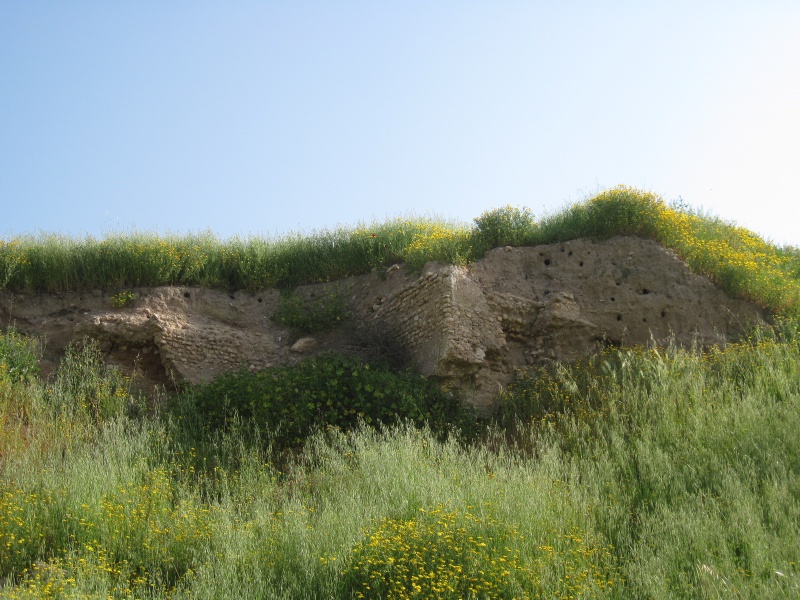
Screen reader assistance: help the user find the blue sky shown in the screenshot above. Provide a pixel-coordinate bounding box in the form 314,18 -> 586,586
2,1 -> 799,246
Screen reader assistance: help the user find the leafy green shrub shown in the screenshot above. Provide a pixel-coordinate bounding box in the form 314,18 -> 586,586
537,185 -> 663,243
473,204 -> 537,251
190,353 -> 470,447
583,186 -> 664,238
272,287 -> 351,333
0,328 -> 41,383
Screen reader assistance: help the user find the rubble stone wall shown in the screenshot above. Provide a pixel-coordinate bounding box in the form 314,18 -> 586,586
0,236 -> 770,411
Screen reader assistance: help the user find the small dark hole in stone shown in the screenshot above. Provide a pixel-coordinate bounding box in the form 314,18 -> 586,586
568,251 -> 573,256
616,281 -> 621,286
643,318 -> 648,322
229,294 -> 235,300
661,310 -> 667,318
610,297 -> 615,302
616,314 -> 622,321
641,288 -> 650,295
258,298 -> 263,303
539,252 -> 544,256
184,292 -> 191,298
560,247 -> 565,252
544,259 -> 551,266
579,261 -> 584,267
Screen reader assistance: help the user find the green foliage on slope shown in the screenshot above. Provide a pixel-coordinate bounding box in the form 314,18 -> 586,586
1,319 -> 799,598
3,186 -> 799,316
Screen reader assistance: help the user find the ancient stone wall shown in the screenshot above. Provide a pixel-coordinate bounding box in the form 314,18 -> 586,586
0,236 -> 770,411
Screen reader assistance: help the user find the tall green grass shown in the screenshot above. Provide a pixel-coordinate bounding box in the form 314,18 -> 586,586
3,187 -> 799,316
0,217 -> 468,293
1,319 -> 798,598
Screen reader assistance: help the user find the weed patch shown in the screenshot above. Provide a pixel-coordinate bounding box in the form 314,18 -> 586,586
271,286 -> 351,334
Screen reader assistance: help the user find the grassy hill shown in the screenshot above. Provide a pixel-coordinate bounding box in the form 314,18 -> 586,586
1,187 -> 799,598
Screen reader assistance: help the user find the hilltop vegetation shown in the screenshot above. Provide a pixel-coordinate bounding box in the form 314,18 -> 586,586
1,187 -> 799,598
2,186 -> 799,316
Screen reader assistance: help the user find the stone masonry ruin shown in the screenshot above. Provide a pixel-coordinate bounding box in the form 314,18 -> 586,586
0,236 -> 768,411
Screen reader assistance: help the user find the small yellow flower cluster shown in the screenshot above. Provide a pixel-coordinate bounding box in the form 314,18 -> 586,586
6,546 -> 155,599
403,225 -> 473,271
1,486 -> 55,569
110,290 -> 136,308
344,503 -> 522,598
343,503 -> 619,599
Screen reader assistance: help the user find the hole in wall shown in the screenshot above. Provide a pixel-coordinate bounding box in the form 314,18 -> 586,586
610,297 -> 615,302
107,340 -> 174,392
184,292 -> 191,298
258,298 -> 263,303
641,288 -> 651,295
544,259 -> 551,266
616,314 -> 622,321
579,261 -> 584,267
661,310 -> 667,318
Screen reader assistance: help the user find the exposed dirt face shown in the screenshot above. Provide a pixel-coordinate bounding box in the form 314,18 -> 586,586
0,236 -> 769,410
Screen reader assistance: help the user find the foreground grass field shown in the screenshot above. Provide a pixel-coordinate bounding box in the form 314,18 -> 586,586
1,321 -> 798,598
2,187 -> 799,598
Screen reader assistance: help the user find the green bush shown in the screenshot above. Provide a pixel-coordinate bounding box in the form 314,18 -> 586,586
190,353 -> 470,447
473,204 -> 538,250
537,186 -> 664,243
0,328 -> 41,382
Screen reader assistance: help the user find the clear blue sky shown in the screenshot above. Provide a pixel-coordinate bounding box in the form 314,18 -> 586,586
2,1 -> 799,246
